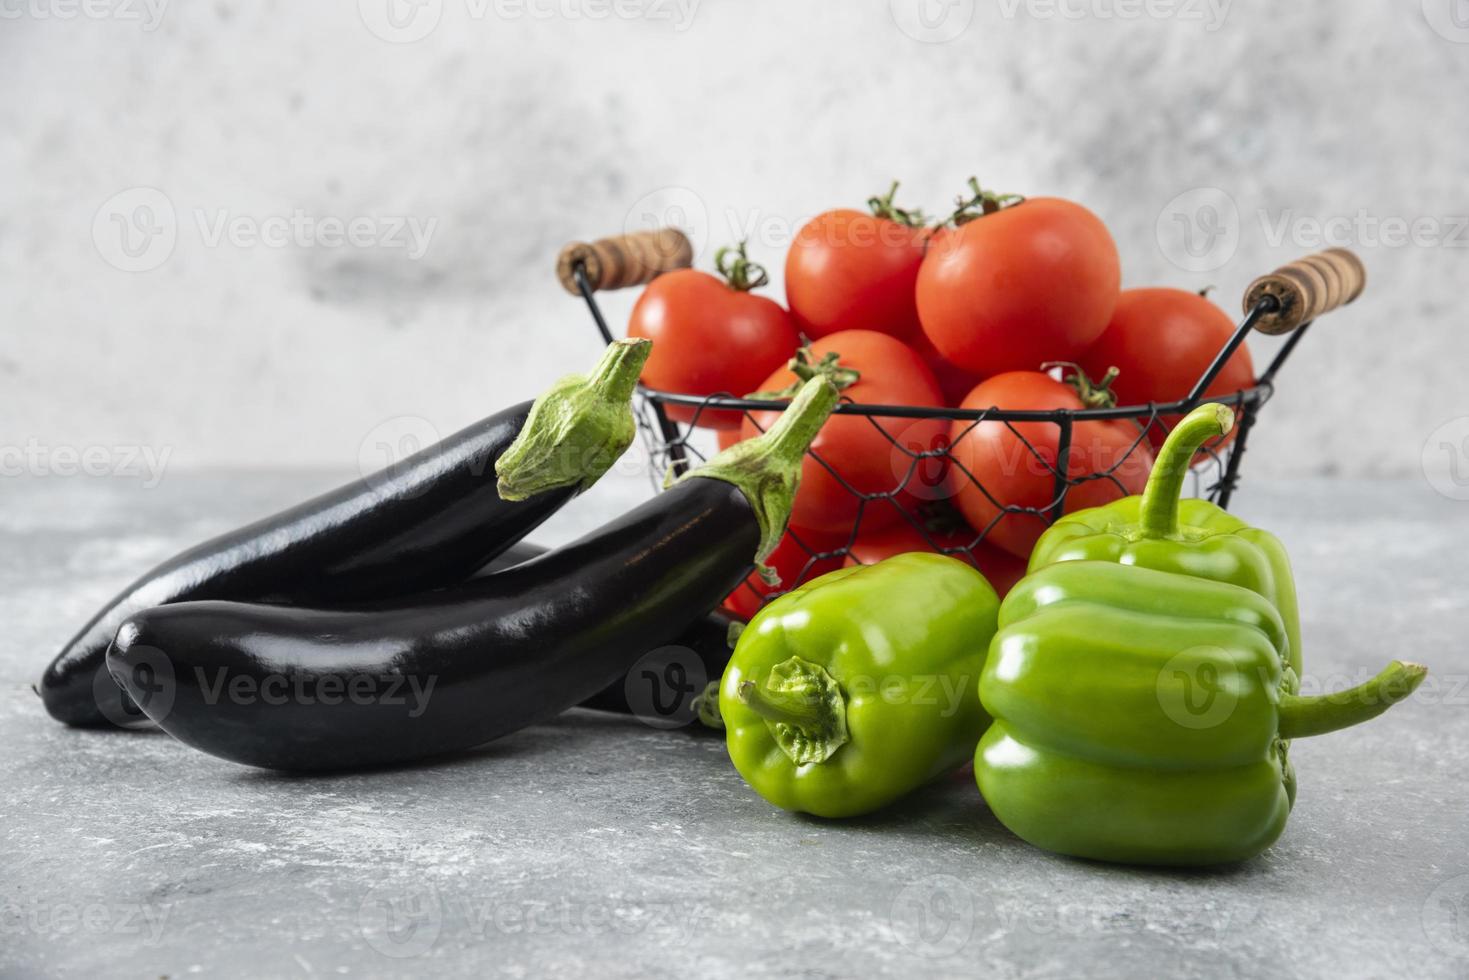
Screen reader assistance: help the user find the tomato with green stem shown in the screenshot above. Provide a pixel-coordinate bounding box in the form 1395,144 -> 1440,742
629,242 -> 799,430
947,367 -> 1154,561
784,183 -> 930,343
917,183 -> 1120,378
1079,287 -> 1255,452
743,331 -> 945,536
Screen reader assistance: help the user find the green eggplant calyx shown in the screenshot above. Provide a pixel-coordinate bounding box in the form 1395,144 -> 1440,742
672,377 -> 839,581
692,681 -> 725,730
1278,660 -> 1427,740
738,656 -> 848,765
1138,403 -> 1236,539
495,338 -> 651,501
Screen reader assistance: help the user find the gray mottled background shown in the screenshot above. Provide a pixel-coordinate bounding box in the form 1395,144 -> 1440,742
2,0 -> 1467,489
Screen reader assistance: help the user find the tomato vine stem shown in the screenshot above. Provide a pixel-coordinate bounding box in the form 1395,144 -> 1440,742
867,180 -> 929,228
714,240 -> 769,292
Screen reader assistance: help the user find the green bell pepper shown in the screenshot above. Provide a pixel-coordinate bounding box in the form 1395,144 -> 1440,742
1030,404 -> 1303,675
721,553 -> 999,818
975,407 -> 1428,866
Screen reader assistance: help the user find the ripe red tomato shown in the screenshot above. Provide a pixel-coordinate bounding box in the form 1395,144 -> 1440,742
844,519 -> 1027,598
917,198 -> 1120,377
1079,288 -> 1255,451
784,205 -> 928,342
910,330 -> 983,406
628,259 -> 798,430
723,527 -> 846,619
715,427 -> 744,452
947,371 -> 1154,561
743,331 -> 945,536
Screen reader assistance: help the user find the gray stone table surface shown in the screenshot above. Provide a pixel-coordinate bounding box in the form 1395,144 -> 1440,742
3,472 -> 1467,979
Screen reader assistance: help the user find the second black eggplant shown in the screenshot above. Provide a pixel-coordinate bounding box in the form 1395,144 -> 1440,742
107,376 -> 839,770
480,541 -> 741,726
42,339 -> 649,729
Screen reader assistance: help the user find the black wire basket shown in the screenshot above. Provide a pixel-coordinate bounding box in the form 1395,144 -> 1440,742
556,227 -> 1364,611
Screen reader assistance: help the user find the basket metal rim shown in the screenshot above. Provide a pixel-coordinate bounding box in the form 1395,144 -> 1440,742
636,381 -> 1273,423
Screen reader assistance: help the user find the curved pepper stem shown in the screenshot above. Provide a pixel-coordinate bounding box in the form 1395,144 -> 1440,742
1278,660 -> 1427,740
1139,403 -> 1235,539
495,338 -> 651,501
672,377 -> 839,582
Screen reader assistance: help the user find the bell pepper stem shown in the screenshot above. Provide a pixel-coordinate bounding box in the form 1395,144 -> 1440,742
671,377 -> 839,582
495,338 -> 651,501
737,680 -> 825,728
1139,403 -> 1235,539
1278,660 -> 1427,740
736,656 -> 850,764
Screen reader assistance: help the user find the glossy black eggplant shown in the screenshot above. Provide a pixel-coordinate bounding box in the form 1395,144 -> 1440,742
107,376 -> 839,770
42,339 -> 650,729
483,541 -> 741,724
574,605 -> 738,724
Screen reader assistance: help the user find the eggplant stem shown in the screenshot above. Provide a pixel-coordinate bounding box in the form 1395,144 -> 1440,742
495,338 -> 650,501
673,377 -> 839,578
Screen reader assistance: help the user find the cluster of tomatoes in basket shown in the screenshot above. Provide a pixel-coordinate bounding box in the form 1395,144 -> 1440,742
626,180 -> 1256,613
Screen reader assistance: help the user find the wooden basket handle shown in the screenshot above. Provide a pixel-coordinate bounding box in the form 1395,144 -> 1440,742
556,228 -> 693,295
1242,247 -> 1366,335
